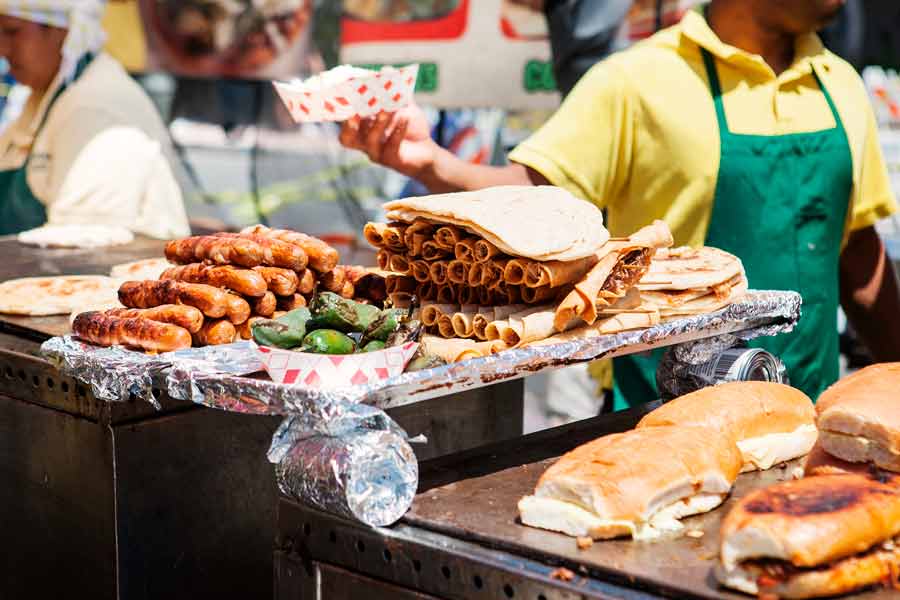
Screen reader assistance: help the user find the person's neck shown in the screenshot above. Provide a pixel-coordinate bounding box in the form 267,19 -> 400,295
706,1 -> 795,75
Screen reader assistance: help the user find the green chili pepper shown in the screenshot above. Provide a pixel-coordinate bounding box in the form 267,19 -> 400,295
309,291 -> 381,333
405,354 -> 447,372
361,308 -> 406,344
252,307 -> 311,349
301,329 -> 357,355
361,340 -> 386,353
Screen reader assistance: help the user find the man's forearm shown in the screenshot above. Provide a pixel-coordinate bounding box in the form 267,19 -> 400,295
417,147 -> 543,193
840,226 -> 900,362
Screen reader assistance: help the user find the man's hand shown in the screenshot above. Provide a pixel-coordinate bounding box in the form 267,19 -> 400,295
339,105 -> 438,180
840,225 -> 900,362
338,104 -> 543,193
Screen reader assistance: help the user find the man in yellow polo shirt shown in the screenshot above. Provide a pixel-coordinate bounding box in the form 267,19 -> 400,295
340,0 -> 900,407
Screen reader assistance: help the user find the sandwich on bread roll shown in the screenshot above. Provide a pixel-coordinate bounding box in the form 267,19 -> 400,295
716,474 -> 900,598
816,363 -> 900,473
518,426 -> 742,541
637,382 -> 817,472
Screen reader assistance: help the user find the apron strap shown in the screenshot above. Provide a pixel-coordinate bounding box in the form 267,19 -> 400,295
700,48 -> 729,134
810,67 -> 844,130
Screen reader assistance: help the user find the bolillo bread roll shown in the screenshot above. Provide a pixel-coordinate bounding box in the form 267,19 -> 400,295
518,426 -> 742,541
637,382 -> 817,472
816,363 -> 900,473
716,474 -> 900,598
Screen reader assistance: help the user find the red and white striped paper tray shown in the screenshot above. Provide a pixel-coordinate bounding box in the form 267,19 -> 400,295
256,342 -> 419,389
273,64 -> 419,123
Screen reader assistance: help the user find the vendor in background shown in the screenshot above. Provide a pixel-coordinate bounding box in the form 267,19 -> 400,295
0,0 -> 189,238
341,0 -> 900,407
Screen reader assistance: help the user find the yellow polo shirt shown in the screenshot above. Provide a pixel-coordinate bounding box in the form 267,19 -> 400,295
509,10 -> 897,247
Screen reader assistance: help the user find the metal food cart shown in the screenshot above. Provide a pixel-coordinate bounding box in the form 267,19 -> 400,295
0,236 -> 815,600
0,237 -> 521,600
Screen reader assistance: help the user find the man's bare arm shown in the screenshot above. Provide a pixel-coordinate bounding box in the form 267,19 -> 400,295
839,226 -> 900,361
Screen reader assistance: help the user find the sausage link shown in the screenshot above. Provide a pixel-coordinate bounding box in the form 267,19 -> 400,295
161,263 -> 267,297
106,305 -> 204,334
118,280 -> 229,318
276,294 -> 307,312
236,316 -> 265,340
215,233 -> 308,270
297,269 -> 316,295
320,268 -> 346,293
73,311 -> 192,352
241,225 -> 338,273
253,266 -> 299,296
225,294 -> 251,325
251,292 -> 276,317
164,236 -> 265,268
193,319 -> 237,346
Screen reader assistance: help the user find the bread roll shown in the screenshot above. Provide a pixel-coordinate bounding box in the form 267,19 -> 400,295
518,426 -> 741,541
637,382 -> 816,472
817,363 -> 900,472
716,474 -> 900,598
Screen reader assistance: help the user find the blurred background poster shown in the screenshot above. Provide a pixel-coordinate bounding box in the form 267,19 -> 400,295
126,0 -> 320,78
340,0 -> 560,110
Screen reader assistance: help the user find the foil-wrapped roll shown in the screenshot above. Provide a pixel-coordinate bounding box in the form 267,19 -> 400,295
270,412 -> 418,527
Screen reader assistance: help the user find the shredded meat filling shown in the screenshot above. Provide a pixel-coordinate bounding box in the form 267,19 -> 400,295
598,249 -> 653,305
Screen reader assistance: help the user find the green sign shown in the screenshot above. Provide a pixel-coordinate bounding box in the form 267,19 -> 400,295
523,59 -> 556,93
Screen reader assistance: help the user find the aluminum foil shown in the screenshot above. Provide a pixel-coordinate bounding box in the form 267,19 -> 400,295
40,338 -> 263,406
270,410 -> 418,527
169,290 -> 800,414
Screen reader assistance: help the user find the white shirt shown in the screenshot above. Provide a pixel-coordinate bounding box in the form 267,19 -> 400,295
0,53 -> 189,239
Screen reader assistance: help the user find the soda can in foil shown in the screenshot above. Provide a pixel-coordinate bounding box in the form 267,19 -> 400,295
657,347 -> 787,399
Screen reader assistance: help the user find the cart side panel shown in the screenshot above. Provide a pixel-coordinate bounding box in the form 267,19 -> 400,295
0,394 -> 116,599
113,409 -> 282,600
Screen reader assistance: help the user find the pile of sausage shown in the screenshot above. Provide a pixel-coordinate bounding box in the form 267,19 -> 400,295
72,226 -> 361,353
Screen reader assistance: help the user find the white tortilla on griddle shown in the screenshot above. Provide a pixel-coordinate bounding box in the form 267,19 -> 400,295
384,186 -> 609,262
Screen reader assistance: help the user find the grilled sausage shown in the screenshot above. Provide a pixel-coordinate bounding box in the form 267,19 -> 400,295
297,269 -> 316,295
253,266 -> 299,296
241,225 -> 339,273
251,292 -> 276,317
320,268 -> 346,293
276,294 -> 307,311
193,319 -> 237,346
161,263 -> 267,297
224,294 -> 251,324
73,311 -> 192,352
215,233 -> 308,270
164,236 -> 265,268
118,280 -> 229,318
236,316 -> 265,340
105,305 -> 204,334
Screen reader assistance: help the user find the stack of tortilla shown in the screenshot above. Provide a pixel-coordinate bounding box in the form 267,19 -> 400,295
637,246 -> 747,318
364,186 -> 674,362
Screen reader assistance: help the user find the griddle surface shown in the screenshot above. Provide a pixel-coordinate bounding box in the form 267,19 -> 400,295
405,458 -> 896,599
0,237 -> 166,340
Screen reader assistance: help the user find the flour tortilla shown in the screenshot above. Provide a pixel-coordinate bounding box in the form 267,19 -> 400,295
649,277 -> 749,317
0,275 -> 123,316
18,225 -> 134,249
110,258 -> 171,281
528,311 -> 661,347
638,246 -> 744,291
384,186 -> 609,261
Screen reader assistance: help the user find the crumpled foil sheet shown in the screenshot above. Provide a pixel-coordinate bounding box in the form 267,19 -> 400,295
40,338 -> 262,407
42,290 -> 801,413
269,410 -> 418,527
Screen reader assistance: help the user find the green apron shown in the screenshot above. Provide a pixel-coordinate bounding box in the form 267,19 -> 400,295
613,47 -> 853,409
0,56 -> 93,235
